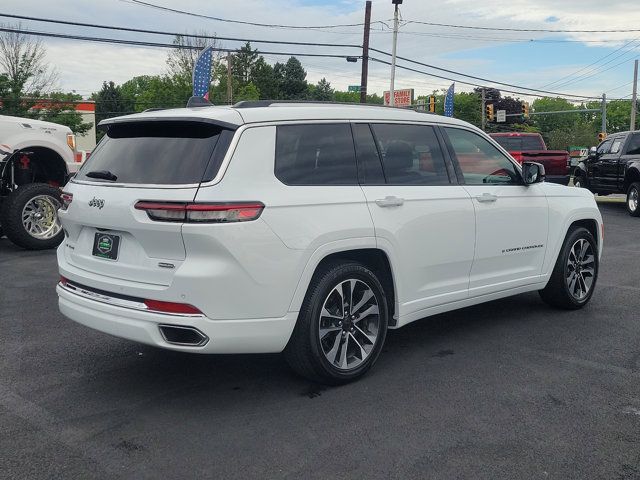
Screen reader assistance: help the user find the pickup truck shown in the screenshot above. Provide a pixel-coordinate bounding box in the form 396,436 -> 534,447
1,114 -> 81,249
489,132 -> 570,185
573,130 -> 640,216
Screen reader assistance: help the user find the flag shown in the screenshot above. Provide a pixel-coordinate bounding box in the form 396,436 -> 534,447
444,83 -> 455,117
192,46 -> 213,100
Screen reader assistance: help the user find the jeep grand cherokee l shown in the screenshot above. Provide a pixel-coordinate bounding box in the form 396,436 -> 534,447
56,102 -> 603,384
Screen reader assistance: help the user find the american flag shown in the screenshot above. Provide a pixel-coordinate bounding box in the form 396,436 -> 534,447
444,83 -> 455,117
192,46 -> 213,99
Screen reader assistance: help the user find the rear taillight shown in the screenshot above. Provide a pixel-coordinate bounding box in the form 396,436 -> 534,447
60,192 -> 73,210
134,201 -> 264,223
59,276 -> 68,286
143,299 -> 202,315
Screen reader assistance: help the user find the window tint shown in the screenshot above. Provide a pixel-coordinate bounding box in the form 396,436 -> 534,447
626,134 -> 640,155
352,124 -> 385,184
444,128 -> 520,185
76,122 -> 227,185
275,124 -> 357,185
597,139 -> 612,155
611,139 -> 623,154
370,124 -> 450,185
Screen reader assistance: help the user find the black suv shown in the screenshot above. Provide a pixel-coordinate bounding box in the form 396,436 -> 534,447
574,130 -> 640,216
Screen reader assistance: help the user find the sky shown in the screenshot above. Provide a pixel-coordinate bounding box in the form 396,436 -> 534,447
1,0 -> 639,103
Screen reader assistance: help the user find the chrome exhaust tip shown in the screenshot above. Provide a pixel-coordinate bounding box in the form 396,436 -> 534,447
158,325 -> 209,347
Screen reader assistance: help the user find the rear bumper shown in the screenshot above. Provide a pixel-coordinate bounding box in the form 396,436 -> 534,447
57,284 -> 297,354
546,175 -> 570,185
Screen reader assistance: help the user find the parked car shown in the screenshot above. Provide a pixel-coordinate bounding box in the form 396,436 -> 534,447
0,115 -> 81,249
573,130 -> 640,216
56,101 -> 603,384
489,132 -> 571,185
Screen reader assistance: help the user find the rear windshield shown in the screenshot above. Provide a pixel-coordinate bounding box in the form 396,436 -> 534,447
76,121 -> 233,185
491,136 -> 544,151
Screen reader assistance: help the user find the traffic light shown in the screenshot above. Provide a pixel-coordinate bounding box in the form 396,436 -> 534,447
521,102 -> 529,117
428,95 -> 436,113
486,104 -> 494,122
598,132 -> 607,142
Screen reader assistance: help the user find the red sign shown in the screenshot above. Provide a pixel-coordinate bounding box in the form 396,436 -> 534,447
384,89 -> 414,107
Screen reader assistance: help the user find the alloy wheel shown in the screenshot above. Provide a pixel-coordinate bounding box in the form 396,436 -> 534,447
318,278 -> 380,371
566,238 -> 595,301
628,186 -> 639,213
21,195 -> 62,240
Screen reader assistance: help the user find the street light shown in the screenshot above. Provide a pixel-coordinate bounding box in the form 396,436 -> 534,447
389,0 -> 403,106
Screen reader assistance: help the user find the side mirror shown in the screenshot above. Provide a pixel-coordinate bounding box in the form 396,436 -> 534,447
522,161 -> 545,185
588,146 -> 597,159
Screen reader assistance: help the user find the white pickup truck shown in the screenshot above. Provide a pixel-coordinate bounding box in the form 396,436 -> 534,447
0,114 -> 81,249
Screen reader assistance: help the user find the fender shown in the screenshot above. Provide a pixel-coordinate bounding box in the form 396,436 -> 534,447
573,161 -> 588,178
9,137 -> 73,168
287,237 -> 379,314
623,163 -> 640,188
541,208 -> 603,282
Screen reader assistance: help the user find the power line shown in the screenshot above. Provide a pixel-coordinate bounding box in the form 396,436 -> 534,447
404,19 -> 640,34
0,25 -> 610,101
0,13 -> 362,49
540,38 -> 640,88
0,27 -> 360,60
119,0 -> 389,30
369,48 -> 602,99
550,50 -> 640,90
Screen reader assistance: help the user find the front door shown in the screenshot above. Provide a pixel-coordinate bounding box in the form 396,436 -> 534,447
354,123 -> 476,319
442,127 -> 549,297
589,138 -> 612,191
597,136 -> 624,192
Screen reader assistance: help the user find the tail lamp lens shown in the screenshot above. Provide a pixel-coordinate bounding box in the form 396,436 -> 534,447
135,201 -> 264,223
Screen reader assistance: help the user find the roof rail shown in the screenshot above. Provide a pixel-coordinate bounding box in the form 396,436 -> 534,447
232,100 -> 392,109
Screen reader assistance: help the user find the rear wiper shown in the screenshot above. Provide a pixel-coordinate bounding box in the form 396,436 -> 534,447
86,170 -> 118,181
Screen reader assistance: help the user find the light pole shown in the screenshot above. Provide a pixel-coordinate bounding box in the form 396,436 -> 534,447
389,0 -> 403,106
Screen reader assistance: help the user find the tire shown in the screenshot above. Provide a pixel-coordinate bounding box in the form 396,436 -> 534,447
284,260 -> 389,385
626,182 -> 640,217
573,174 -> 585,189
539,227 -> 598,310
0,183 -> 64,250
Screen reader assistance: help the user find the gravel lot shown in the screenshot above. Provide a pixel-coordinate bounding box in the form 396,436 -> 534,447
1,201 -> 639,480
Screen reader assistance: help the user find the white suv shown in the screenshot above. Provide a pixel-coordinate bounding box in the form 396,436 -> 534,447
56,102 -> 603,384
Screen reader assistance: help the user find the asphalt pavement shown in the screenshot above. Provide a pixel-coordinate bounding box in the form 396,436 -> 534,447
1,201 -> 639,480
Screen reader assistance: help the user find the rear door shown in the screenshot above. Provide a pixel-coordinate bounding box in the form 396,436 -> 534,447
356,122 -> 475,318
442,126 -> 548,297
60,120 -> 234,286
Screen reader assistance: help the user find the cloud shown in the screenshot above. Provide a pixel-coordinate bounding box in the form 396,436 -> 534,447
0,0 -> 637,98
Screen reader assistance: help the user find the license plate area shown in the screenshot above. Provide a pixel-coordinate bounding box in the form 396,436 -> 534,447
92,232 -> 121,261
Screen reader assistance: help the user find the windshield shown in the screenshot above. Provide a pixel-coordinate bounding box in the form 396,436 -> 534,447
492,136 -> 544,151
76,121 -> 231,185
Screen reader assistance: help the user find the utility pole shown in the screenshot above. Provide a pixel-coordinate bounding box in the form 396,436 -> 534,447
389,0 -> 402,106
601,93 -> 607,134
359,1 -> 372,104
631,59 -> 638,131
481,88 -> 486,132
226,53 -> 233,105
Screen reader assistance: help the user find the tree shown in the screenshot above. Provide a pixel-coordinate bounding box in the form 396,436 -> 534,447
0,25 -> 58,117
92,81 -> 132,124
251,57 -> 278,99
279,57 -> 308,100
166,32 -> 221,80
37,92 -> 93,135
311,78 -> 334,101
233,42 -> 259,86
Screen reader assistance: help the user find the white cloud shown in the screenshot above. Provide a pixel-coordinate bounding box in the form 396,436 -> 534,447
0,0 -> 638,98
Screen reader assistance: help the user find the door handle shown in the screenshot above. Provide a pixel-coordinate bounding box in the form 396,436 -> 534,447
375,196 -> 405,207
475,193 -> 498,203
